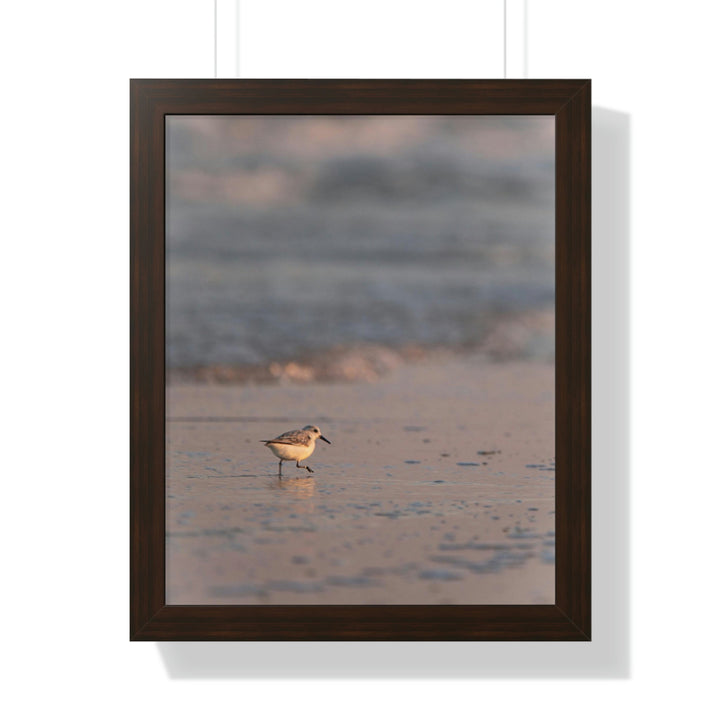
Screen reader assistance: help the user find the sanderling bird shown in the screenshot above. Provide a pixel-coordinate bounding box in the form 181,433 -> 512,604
260,424 -> 331,475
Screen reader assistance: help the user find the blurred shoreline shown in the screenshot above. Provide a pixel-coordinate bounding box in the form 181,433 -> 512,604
167,307 -> 554,385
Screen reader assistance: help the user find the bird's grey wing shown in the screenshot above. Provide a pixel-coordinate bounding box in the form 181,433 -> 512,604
263,429 -> 311,446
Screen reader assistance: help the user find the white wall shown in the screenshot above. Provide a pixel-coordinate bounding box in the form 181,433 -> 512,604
3,0 -> 718,717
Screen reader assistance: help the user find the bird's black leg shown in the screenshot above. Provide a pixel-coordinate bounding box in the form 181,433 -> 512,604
296,461 -> 314,473
278,459 -> 283,476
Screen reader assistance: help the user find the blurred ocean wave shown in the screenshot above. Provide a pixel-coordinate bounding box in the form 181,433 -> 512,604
166,116 -> 554,378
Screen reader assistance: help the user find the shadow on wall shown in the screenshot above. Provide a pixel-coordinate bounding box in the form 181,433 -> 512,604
156,107 -> 631,679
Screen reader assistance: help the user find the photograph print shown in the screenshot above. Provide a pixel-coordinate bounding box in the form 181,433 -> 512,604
164,113 -> 556,605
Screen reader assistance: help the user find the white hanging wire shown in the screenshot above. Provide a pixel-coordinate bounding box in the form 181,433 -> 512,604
504,0 -> 507,78
214,1 -> 240,78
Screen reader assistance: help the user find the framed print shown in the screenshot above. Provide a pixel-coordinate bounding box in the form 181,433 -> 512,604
130,80 -> 590,640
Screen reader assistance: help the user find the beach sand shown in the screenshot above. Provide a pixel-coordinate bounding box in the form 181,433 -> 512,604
166,355 -> 555,604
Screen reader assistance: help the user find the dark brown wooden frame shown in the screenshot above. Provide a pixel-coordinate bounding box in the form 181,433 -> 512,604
131,80 -> 590,641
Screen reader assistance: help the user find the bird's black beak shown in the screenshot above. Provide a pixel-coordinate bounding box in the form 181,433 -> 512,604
320,435 -> 331,444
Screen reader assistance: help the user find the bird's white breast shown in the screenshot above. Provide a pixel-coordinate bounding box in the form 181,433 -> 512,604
267,441 -> 314,461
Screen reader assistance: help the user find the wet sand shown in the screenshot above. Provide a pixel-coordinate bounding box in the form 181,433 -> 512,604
166,356 -> 555,604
